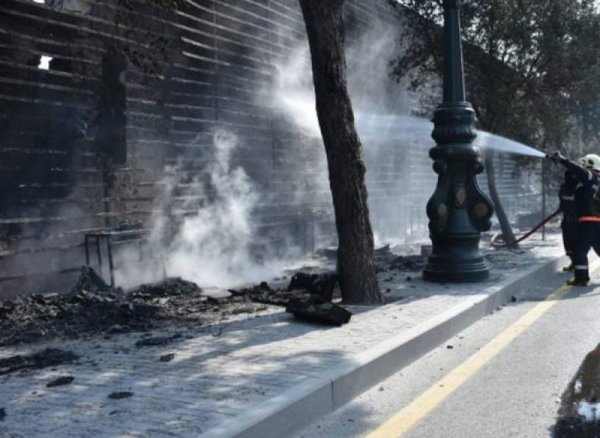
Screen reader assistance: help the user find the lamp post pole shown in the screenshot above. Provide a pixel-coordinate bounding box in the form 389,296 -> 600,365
422,0 -> 494,282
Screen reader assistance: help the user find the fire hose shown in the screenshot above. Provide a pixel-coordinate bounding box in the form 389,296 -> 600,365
490,208 -> 561,248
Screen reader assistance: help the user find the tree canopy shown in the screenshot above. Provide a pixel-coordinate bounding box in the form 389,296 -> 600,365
391,0 -> 600,155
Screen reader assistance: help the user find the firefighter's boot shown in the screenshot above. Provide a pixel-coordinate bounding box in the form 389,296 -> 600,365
566,277 -> 589,287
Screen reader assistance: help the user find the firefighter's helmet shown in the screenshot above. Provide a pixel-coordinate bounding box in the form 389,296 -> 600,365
579,154 -> 600,171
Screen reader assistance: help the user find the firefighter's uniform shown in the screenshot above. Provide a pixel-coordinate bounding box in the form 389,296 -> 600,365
559,170 -> 578,270
551,153 -> 600,286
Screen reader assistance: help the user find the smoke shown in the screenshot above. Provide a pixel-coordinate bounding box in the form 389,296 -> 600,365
346,23 -> 412,116
117,130 -> 293,290
271,47 -> 321,137
114,16 -> 546,291
269,22 -> 411,131
163,130 -> 262,287
122,14 -> 540,291
266,19 -> 432,246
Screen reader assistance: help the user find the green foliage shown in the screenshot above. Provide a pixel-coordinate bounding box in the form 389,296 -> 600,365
389,0 -> 600,157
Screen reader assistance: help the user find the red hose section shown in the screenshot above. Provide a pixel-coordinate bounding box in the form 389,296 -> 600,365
491,208 -> 561,248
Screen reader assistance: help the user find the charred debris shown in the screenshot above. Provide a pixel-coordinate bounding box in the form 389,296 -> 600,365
0,246 -> 426,347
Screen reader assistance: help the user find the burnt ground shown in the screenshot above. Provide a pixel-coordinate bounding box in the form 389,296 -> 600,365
0,348 -> 78,375
0,246 -> 428,348
0,271 -> 268,347
554,343 -> 600,437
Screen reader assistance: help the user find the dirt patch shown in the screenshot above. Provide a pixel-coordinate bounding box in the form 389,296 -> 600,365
0,348 -> 79,375
0,268 -> 270,346
554,343 -> 600,437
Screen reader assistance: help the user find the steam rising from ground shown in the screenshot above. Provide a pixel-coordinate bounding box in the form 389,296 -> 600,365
116,17 -> 541,291
164,131 -> 264,287
120,22 -> 418,290
118,130 -> 290,290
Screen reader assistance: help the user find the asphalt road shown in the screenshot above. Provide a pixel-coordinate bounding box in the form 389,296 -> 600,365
293,266 -> 600,438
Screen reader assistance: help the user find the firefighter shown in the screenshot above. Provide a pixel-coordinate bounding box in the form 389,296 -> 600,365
559,170 -> 578,271
547,152 -> 600,286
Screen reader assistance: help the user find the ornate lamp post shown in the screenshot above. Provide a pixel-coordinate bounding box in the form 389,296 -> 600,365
422,0 -> 494,282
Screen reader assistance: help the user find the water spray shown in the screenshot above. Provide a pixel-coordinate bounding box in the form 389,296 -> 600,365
476,131 -> 545,158
356,114 -> 546,158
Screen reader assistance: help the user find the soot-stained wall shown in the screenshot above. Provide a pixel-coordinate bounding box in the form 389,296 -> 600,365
0,0 -> 543,296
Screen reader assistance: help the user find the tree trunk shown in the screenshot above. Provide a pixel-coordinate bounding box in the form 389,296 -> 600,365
485,152 -> 518,248
298,0 -> 381,304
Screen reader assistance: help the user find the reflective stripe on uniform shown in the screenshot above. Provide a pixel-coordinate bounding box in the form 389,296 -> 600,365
575,265 -> 589,270
560,195 -> 575,200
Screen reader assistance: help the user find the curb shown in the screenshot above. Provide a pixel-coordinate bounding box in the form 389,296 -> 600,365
201,255 -> 567,438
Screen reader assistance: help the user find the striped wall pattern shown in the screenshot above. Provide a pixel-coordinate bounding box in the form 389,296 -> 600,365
0,0 -> 543,296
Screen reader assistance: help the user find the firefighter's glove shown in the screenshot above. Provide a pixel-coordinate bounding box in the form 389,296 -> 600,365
546,151 -> 564,163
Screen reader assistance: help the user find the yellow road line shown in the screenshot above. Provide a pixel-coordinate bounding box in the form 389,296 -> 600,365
367,283 -> 573,438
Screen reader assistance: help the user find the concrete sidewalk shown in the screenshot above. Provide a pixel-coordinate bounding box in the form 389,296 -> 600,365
0,235 -> 566,438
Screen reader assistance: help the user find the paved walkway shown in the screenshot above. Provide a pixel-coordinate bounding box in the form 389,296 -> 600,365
0,235 -> 565,437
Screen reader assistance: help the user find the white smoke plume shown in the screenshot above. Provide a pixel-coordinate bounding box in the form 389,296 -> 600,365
265,20 -> 430,246
117,129 -> 291,290
163,130 -> 260,287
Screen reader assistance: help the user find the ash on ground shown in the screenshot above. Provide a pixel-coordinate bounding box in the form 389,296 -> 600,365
1,262 -> 351,346
0,267 -> 267,347
0,240 -> 537,347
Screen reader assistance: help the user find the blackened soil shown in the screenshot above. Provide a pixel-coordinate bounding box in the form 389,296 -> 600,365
234,273 -> 339,306
388,255 -> 427,272
554,343 -> 600,437
0,272 -> 267,347
0,268 -> 346,347
0,248 -> 424,347
0,349 -> 78,375
230,281 -> 306,306
371,245 -> 427,273
316,244 -> 427,273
